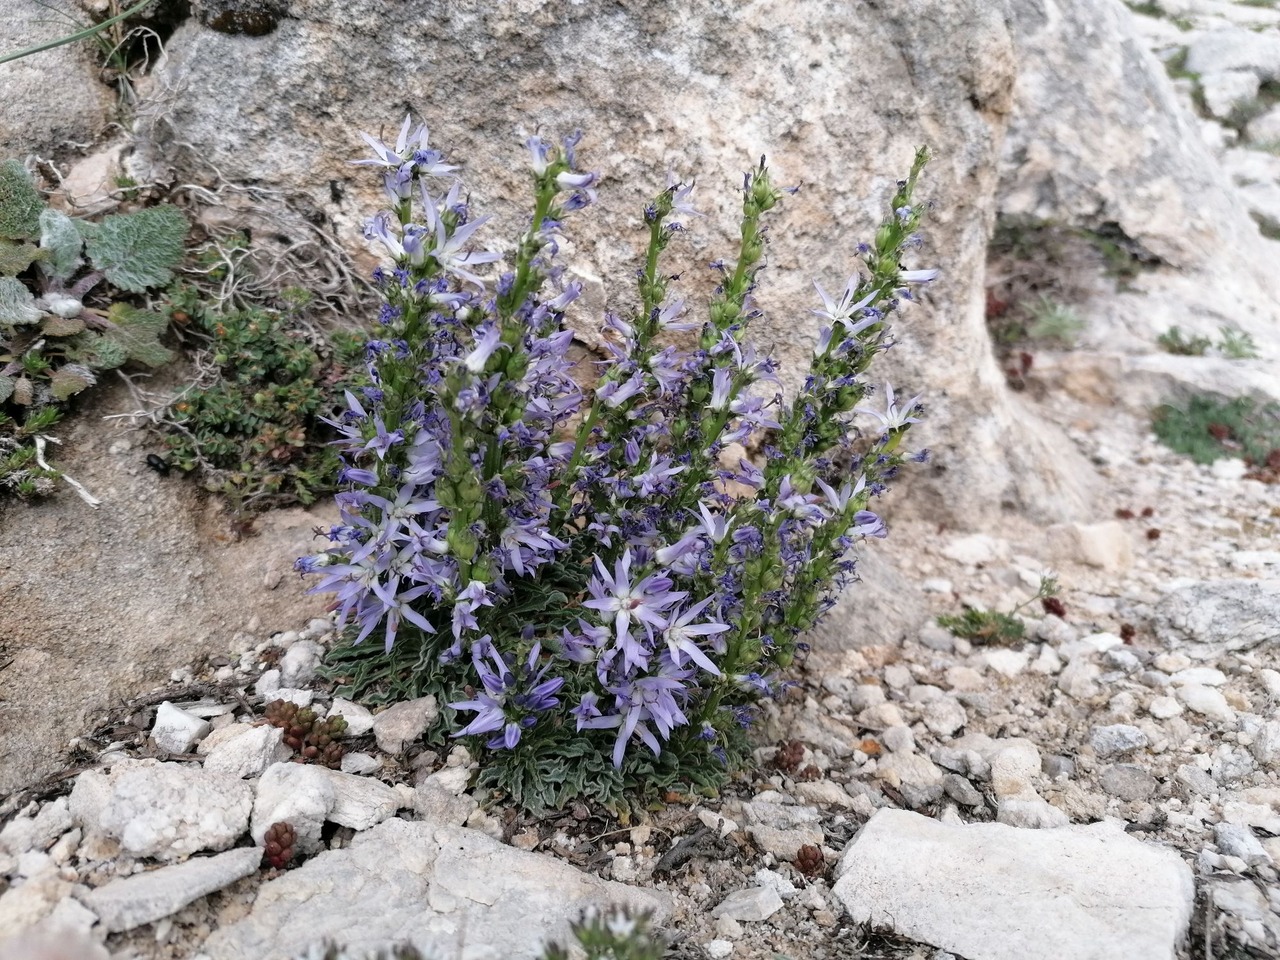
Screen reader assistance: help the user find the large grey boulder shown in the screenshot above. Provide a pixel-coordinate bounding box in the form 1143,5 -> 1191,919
832,808 -> 1196,960
128,0 -> 1095,530
1000,0 -> 1279,364
201,816 -> 670,960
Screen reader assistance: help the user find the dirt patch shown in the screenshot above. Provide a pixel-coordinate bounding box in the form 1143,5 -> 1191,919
0,375 -> 333,798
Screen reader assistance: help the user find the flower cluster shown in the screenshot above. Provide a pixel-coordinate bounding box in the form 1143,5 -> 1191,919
299,119 -> 935,794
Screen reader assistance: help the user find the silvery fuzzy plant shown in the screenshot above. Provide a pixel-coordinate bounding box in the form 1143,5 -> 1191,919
0,158 -> 186,499
300,117 -> 936,810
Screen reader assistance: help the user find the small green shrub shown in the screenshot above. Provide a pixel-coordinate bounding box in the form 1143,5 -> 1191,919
937,577 -> 1061,647
160,285 -> 363,510
1217,327 -> 1259,360
1024,295 -> 1085,347
1157,326 -> 1211,356
1153,395 -> 1280,465
1157,325 -> 1260,359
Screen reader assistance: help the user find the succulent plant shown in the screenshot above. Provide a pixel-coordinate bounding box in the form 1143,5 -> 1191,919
794,843 -> 825,879
262,820 -> 296,869
263,700 -> 348,769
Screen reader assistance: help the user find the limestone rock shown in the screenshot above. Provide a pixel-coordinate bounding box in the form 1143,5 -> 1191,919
328,698 -> 375,737
278,639 -> 323,688
130,0 -> 1099,535
1152,580 -> 1280,658
69,760 -> 252,862
0,798 -> 72,856
78,846 -> 262,933
712,887 -> 784,922
251,763 -> 404,854
372,696 -> 439,754
202,724 -> 292,779
151,701 -> 212,754
201,817 -> 669,959
250,763 -> 333,855
1186,27 -> 1280,81
832,809 -> 1195,960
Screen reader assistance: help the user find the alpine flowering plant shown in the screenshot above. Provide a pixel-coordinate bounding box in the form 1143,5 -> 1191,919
299,115 -> 937,810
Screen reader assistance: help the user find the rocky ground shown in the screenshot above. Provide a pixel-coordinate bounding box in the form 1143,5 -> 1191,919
2,2 -> 1280,959
0,389 -> 1276,960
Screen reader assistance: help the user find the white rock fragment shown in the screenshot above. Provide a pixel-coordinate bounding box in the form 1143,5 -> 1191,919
1176,684 -> 1237,723
151,702 -> 212,754
78,846 -> 262,933
70,760 -> 252,862
340,752 -> 381,776
267,687 -> 314,707
278,639 -> 323,688
328,698 -> 376,737
833,809 -> 1194,960
941,534 -> 1009,566
0,798 -> 72,856
792,780 -> 855,809
252,763 -> 404,853
1090,724 -> 1149,757
1048,521 -> 1132,572
698,810 -> 739,837
1149,696 -> 1184,719
984,649 -> 1030,678
372,696 -> 439,754
254,669 -> 282,697
704,939 -> 734,958
1170,667 -> 1227,687
250,764 -> 334,855
327,770 -> 403,830
1057,659 -> 1102,701
711,887 -> 784,922
202,725 -> 291,779
754,868 -> 797,900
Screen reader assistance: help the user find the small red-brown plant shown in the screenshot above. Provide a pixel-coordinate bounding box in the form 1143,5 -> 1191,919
262,821 -> 296,869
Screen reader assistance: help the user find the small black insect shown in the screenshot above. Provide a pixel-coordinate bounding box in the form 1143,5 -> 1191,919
145,454 -> 170,476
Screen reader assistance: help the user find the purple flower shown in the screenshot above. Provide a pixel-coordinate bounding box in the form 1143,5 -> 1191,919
579,666 -> 692,767
855,384 -> 923,431
662,597 -> 727,675
452,640 -> 565,749
583,548 -> 686,670
812,276 -> 876,326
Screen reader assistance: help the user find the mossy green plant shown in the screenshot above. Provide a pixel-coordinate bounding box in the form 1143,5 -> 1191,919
1153,395 -> 1280,466
938,577 -> 1062,647
160,285 -> 364,511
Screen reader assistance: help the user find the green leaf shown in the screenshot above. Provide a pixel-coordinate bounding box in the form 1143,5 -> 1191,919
104,302 -> 173,367
0,239 -> 44,277
41,315 -> 85,337
49,364 -> 95,400
38,208 -> 83,281
85,205 -> 188,293
0,160 -> 43,241
68,331 -> 128,370
0,276 -> 40,325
